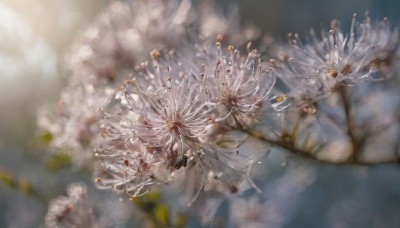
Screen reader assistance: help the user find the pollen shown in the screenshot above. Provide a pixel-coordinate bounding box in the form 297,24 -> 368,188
329,70 -> 338,78
95,178 -> 103,182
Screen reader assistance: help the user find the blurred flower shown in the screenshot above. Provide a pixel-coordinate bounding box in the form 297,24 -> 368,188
231,196 -> 279,228
66,0 -> 259,85
45,182 -> 111,228
67,0 -> 192,84
357,14 -> 400,76
38,84 -> 115,167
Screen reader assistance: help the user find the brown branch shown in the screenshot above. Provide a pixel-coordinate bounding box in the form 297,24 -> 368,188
337,85 -> 363,163
238,126 -> 400,167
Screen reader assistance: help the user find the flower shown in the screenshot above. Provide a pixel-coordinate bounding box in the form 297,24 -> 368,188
45,182 -> 110,228
94,131 -> 166,197
203,44 -> 276,126
122,75 -> 213,161
39,0 -> 261,169
66,0 -> 259,85
67,0 -> 194,84
94,44 -> 267,198
37,84 -> 115,167
272,15 -> 400,110
94,71 -> 212,196
356,14 -> 400,75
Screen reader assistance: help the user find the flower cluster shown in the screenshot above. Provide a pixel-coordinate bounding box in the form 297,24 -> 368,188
66,0 -> 259,85
95,45 -> 275,198
38,0 -> 400,207
38,0 -> 259,168
272,14 -> 400,110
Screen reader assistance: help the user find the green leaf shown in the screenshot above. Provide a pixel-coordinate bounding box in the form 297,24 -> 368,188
154,204 -> 170,226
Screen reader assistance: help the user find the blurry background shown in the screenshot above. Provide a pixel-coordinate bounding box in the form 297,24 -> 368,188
1,0 -> 400,227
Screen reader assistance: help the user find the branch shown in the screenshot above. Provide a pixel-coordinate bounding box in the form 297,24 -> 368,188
238,126 -> 400,167
338,85 -> 363,163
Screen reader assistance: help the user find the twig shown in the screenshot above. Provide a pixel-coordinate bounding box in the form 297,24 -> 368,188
238,126 -> 400,167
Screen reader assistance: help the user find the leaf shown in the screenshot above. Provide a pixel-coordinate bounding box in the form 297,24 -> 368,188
154,204 -> 170,226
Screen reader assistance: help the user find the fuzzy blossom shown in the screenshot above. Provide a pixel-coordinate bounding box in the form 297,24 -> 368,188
122,72 -> 213,161
39,0 -> 260,169
204,44 -> 276,125
67,0 -> 193,84
94,103 -> 176,197
356,14 -> 400,74
45,182 -> 110,228
94,58 -> 214,197
272,15 -> 400,110
38,84 -> 115,166
94,45 -> 272,198
187,144 -> 247,194
66,0 -> 258,84
94,130 -> 167,197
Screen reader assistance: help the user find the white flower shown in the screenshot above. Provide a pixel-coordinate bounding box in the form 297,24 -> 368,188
203,44 -> 276,125
272,15 -> 400,110
123,70 -> 214,161
67,0 -> 194,84
356,14 -> 400,75
38,84 -> 115,167
95,45 -> 266,198
94,133 -> 165,197
45,182 -> 110,228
